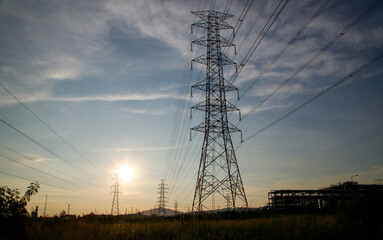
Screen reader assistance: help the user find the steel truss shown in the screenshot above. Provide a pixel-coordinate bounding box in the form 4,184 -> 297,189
190,11 -> 248,212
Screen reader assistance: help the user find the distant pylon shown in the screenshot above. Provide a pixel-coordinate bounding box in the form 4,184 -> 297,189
43,195 -> 47,217
111,173 -> 122,215
157,179 -> 168,216
190,10 -> 248,212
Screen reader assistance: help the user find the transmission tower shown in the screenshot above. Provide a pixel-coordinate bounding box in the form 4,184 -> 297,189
111,173 -> 122,215
157,179 -> 168,216
190,11 -> 248,212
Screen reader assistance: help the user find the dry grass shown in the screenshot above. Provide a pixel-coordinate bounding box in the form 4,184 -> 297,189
24,214 -> 344,240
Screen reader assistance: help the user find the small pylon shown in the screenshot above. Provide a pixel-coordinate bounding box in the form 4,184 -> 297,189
157,179 -> 168,216
111,173 -> 122,215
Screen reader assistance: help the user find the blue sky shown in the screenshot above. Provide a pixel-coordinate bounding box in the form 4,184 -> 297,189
1,0 -> 383,215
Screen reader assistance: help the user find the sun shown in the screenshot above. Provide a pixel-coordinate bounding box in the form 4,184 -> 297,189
118,165 -> 134,182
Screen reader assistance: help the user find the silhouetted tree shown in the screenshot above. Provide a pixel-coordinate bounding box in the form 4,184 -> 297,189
0,181 -> 40,217
60,210 -> 66,217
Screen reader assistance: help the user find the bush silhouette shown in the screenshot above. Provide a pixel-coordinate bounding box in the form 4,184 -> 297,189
0,181 -> 39,217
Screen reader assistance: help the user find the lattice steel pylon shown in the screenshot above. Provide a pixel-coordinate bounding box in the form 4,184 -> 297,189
111,173 -> 122,215
157,179 -> 168,216
190,11 -> 248,212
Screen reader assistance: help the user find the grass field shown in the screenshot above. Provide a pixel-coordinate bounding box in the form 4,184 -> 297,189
2,196 -> 383,240
0,212 -> 372,240
23,214 -> 338,240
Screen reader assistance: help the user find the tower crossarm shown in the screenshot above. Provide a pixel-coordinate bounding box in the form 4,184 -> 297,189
192,100 -> 239,112
192,80 -> 238,92
192,35 -> 234,48
191,121 -> 241,133
192,53 -> 236,66
192,11 -> 234,21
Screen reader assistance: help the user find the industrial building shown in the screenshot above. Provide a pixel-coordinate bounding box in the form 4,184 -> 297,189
268,181 -> 383,210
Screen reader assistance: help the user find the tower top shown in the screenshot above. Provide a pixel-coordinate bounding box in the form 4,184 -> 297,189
191,11 -> 234,20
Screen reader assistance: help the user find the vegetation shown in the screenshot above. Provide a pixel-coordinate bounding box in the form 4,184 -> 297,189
1,186 -> 382,240
20,198 -> 383,240
0,182 -> 40,240
21,210 -> 382,240
0,181 -> 39,217
23,214 -> 340,240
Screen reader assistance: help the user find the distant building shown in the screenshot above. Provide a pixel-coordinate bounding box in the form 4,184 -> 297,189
31,206 -> 38,218
268,181 -> 383,210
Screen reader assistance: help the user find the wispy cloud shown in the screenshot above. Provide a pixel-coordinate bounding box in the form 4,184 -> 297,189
104,0 -> 192,55
239,103 -> 290,115
0,90 -> 180,106
91,146 -> 175,153
52,92 -> 179,102
116,107 -> 165,116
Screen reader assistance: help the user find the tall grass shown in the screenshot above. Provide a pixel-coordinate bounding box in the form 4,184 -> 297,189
24,214 -> 343,240
8,196 -> 383,240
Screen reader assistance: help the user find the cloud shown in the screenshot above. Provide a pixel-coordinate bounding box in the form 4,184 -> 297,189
91,146 -> 174,153
53,92 -> 179,102
239,103 -> 290,115
117,107 -> 165,116
23,156 -> 45,163
104,0 -> 192,55
246,83 -> 307,99
0,90 -> 180,106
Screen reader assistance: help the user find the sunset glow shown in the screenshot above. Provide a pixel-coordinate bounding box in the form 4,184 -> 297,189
118,165 -> 134,182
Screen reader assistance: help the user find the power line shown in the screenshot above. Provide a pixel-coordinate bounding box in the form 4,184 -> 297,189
241,0 -> 383,120
0,118 -> 103,184
167,0 -> 264,203
0,152 -> 88,190
0,143 -> 94,186
232,0 -> 255,39
0,12 -> 107,177
239,0 -> 330,101
0,82 -> 108,177
224,0 -> 233,14
240,52 -> 383,144
167,0 -> 262,197
235,0 -> 271,55
164,0 -> 212,184
229,0 -> 289,84
0,171 -> 81,193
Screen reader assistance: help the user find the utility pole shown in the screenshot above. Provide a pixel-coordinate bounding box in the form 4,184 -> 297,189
190,10 -> 248,212
43,195 -> 47,217
226,194 -> 230,211
157,179 -> 168,216
111,173 -> 122,215
174,200 -> 178,214
67,204 -> 70,215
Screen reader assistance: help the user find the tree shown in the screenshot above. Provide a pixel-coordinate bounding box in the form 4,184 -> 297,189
0,181 -> 40,217
59,210 -> 66,217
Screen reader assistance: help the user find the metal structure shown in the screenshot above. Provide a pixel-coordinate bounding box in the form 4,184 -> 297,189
190,10 -> 248,212
157,179 -> 168,216
111,173 -> 122,215
43,195 -> 47,217
268,181 -> 383,210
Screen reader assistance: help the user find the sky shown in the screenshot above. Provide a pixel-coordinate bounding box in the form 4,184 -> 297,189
0,0 -> 383,216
